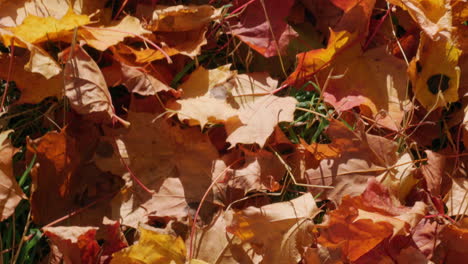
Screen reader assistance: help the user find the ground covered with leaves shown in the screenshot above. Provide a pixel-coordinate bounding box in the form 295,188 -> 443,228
0,0 -> 467,263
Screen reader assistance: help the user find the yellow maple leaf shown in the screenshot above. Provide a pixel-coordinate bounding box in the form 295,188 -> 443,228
284,30 -> 354,87
111,226 -> 186,264
1,8 -> 91,47
408,33 -> 461,109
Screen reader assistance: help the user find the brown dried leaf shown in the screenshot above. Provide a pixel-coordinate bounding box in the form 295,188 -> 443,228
302,120 -> 398,201
102,61 -> 172,96
43,226 -> 100,264
318,178 -> 427,262
62,45 -> 115,123
227,193 -> 319,263
79,15 -> 151,51
0,52 -> 62,104
94,107 -> 219,227
0,130 -> 24,221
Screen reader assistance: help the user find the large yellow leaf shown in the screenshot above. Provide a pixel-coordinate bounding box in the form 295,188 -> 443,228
1,8 -> 91,47
111,226 -> 186,264
408,33 -> 461,109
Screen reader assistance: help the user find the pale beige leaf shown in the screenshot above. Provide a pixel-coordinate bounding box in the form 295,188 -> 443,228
63,45 -> 114,122
0,130 -> 24,221
80,15 -> 151,51
228,193 -> 319,263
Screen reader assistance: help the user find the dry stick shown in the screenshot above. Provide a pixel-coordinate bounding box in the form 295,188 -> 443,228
188,158 -> 242,261
363,5 -> 392,51
117,149 -> 154,195
11,210 -> 32,264
227,0 -> 259,18
113,0 -> 130,20
0,39 -> 15,112
80,26 -> 173,64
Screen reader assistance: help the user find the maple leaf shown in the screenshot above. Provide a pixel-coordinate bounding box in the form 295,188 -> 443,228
445,177 -> 468,217
298,120 -> 399,201
433,217 -> 468,263
227,193 -> 320,263
213,148 -> 285,196
388,0 -> 453,40
168,66 -> 297,147
0,0 -> 105,27
43,226 -> 100,264
79,15 -> 151,51
284,30 -> 354,88
62,45 -> 117,123
110,225 -> 186,264
318,178 -> 427,262
0,130 -> 25,221
0,52 -> 62,104
0,29 -> 61,79
93,100 -> 219,227
102,60 -> 173,96
408,33 -> 461,109
26,121 -> 122,225
420,150 -> 446,196
228,0 -> 298,57
120,4 -> 223,61
321,45 -> 410,130
1,8 -> 91,46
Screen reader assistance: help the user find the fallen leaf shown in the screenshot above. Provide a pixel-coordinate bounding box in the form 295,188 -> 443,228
388,0 -> 453,40
0,130 -> 24,221
445,177 -> 468,217
131,4 -> 222,59
79,15 -> 151,51
110,225 -> 186,264
420,150 -> 446,196
408,33 -> 461,109
26,121 -> 121,225
213,148 -> 285,195
0,52 -> 63,104
101,217 -> 129,264
139,5 -> 221,32
102,61 -> 172,96
189,210 -> 262,264
93,104 -> 219,227
433,217 -> 468,264
320,45 -> 410,130
166,64 -> 237,127
62,45 -> 116,123
332,0 -> 376,36
227,193 -> 319,263
168,67 -> 297,147
0,29 -> 62,79
228,0 -> 298,57
318,178 -> 427,262
284,30 -> 354,87
0,0 -> 105,27
1,8 -> 91,47
43,226 -> 100,264
302,120 -> 399,201
412,219 -> 440,258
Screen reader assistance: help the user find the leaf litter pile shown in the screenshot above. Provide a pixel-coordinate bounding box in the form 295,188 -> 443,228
0,0 -> 467,263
